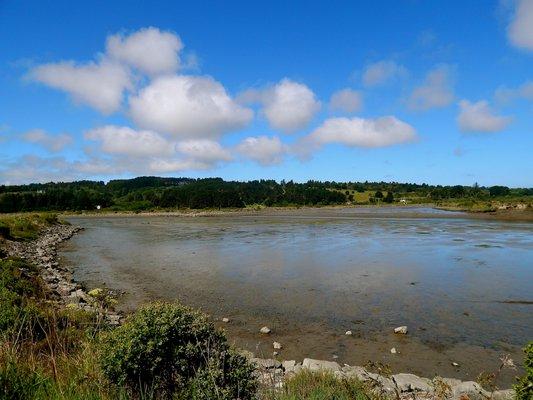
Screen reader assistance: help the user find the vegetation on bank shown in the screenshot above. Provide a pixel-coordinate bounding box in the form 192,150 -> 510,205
0,213 -> 61,240
0,176 -> 531,213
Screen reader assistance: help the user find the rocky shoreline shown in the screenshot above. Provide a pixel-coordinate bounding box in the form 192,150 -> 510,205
250,356 -> 514,399
1,222 -> 121,325
1,222 -> 516,399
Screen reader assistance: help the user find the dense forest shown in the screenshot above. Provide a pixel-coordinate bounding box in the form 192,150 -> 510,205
0,176 -> 531,213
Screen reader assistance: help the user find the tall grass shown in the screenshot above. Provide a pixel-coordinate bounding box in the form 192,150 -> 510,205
0,213 -> 61,240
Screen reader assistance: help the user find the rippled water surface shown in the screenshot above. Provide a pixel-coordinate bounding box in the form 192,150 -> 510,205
62,208 -> 533,381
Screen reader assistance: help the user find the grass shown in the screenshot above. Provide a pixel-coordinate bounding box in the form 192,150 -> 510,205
0,213 -> 62,240
263,370 -> 379,400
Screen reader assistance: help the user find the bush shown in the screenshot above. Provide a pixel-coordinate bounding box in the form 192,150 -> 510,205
515,342 -> 533,400
100,302 -> 257,399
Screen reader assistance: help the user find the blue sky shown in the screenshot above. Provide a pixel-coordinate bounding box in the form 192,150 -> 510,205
0,0 -> 532,186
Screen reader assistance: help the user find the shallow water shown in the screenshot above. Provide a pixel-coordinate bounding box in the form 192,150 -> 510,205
61,207 -> 533,383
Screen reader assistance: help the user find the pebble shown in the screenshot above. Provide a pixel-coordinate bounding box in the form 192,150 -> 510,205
394,326 -> 408,334
260,326 -> 271,334
345,330 -> 353,336
452,362 -> 459,367
222,317 -> 230,323
273,341 -> 282,349
390,347 -> 397,354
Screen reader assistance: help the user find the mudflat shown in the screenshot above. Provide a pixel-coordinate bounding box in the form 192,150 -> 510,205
60,207 -> 533,386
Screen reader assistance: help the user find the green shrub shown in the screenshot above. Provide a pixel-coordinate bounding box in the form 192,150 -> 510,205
100,302 -> 257,399
515,342 -> 533,400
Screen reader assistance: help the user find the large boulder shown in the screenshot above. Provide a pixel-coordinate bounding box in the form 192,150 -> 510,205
302,358 -> 341,372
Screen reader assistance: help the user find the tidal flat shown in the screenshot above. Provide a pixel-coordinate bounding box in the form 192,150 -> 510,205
60,207 -> 533,386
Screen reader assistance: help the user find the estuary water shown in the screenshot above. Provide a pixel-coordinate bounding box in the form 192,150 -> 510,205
61,207 -> 533,383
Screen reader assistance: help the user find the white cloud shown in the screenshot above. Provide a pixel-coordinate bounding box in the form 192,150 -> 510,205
85,125 -> 173,157
457,100 -> 512,133
236,136 -> 287,165
407,65 -> 454,111
106,27 -> 183,75
239,78 -> 320,133
176,139 -> 232,163
147,159 -> 216,173
29,60 -> 132,114
129,75 -> 253,138
298,116 -> 417,156
362,60 -> 407,86
508,0 -> 533,51
22,129 -> 72,152
495,80 -> 533,102
329,89 -> 363,113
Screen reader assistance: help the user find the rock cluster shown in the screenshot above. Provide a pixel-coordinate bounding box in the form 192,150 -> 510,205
249,356 -> 514,400
1,223 -> 122,325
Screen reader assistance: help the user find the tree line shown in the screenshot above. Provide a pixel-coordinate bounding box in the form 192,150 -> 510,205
0,176 -> 530,213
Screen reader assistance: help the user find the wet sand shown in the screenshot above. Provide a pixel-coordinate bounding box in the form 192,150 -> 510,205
62,204 -> 533,222
60,207 -> 533,386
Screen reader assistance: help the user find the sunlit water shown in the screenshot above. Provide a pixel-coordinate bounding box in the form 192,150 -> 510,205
61,207 -> 533,380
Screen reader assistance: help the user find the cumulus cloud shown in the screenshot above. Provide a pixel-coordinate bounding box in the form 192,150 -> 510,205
28,27 -> 185,114
407,65 -> 454,111
495,80 -> 533,103
176,139 -> 232,163
298,116 -> 417,157
22,129 -> 73,152
329,89 -> 363,113
508,0 -> 533,51
362,60 -> 407,86
239,78 -> 320,133
29,60 -> 132,114
129,75 -> 253,138
85,125 -> 173,157
236,136 -> 287,165
457,100 -> 512,133
106,27 -> 183,75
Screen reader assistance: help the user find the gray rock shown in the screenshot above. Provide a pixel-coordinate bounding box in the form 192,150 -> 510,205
341,365 -> 369,381
302,358 -> 341,372
492,389 -> 515,400
282,360 -> 296,371
451,381 -> 490,400
392,373 -> 432,392
273,341 -> 282,349
251,358 -> 281,370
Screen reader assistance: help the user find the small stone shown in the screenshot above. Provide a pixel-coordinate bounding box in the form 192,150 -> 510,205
345,330 -> 353,336
390,347 -> 397,354
273,341 -> 282,349
452,362 -> 459,367
222,317 -> 230,323
394,326 -> 408,334
260,326 -> 271,334
273,351 -> 279,356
